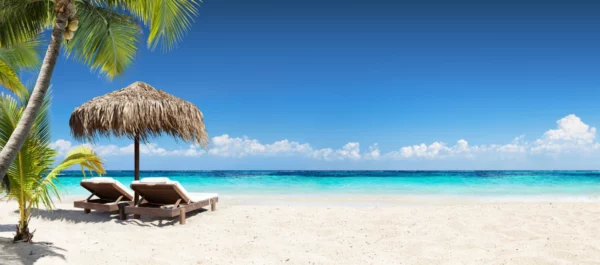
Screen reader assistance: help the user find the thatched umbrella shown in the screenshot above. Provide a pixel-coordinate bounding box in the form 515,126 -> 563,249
69,81 -> 208,205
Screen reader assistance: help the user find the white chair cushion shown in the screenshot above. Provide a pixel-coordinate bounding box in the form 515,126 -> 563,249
133,178 -> 187,194
82,177 -> 116,183
189,193 -> 219,203
139,177 -> 171,183
81,177 -> 133,198
133,178 -> 217,203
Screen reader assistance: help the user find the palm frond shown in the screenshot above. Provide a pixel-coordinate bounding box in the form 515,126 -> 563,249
65,1 -> 141,79
0,94 -> 10,194
145,0 -> 200,51
54,146 -> 105,176
0,39 -> 42,72
34,146 -> 105,208
0,92 -> 23,149
0,0 -> 54,47
0,40 -> 42,99
0,60 -> 26,98
92,0 -> 200,51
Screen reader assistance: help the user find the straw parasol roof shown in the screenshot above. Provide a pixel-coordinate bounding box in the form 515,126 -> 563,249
69,81 -> 208,147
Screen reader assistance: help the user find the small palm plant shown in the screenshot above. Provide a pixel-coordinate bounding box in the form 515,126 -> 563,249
0,86 -> 105,242
0,40 -> 41,196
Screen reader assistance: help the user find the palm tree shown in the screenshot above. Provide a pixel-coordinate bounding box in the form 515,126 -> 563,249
0,85 -> 106,242
0,0 -> 201,179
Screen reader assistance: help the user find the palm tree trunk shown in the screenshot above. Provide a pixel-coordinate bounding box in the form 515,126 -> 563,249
0,0 -> 72,179
14,201 -> 31,242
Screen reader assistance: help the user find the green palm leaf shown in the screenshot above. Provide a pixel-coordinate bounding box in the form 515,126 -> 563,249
92,0 -> 200,51
0,60 -> 26,98
0,0 -> 54,47
0,39 -> 42,99
143,0 -> 200,51
33,146 -> 105,209
0,39 -> 42,71
0,92 -> 24,148
65,1 -> 141,79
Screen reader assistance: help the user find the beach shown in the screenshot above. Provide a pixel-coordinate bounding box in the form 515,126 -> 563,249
0,0 -> 597,264
1,195 -> 599,265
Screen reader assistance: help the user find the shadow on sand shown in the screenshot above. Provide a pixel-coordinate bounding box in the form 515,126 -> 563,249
28,208 -> 124,224
0,224 -> 16,232
139,209 -> 207,227
26,208 -> 208,227
0,237 -> 66,265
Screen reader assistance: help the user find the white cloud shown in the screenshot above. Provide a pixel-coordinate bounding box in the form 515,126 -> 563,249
56,134 -> 357,160
50,139 -> 72,156
386,141 -> 451,159
530,114 -> 597,154
495,144 -> 524,153
50,114 -> 600,163
381,115 -> 597,160
208,134 -> 361,160
543,114 -> 596,143
363,144 -> 381,160
310,148 -> 334,160
53,141 -> 205,157
208,134 -> 312,157
335,142 -> 361,160
454,139 -> 470,153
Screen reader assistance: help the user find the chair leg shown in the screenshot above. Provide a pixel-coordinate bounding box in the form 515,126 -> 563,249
84,208 -> 91,214
118,204 -> 126,220
210,201 -> 216,211
179,208 -> 186,225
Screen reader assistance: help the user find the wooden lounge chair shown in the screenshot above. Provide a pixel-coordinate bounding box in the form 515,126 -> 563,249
120,178 -> 218,224
74,177 -> 134,213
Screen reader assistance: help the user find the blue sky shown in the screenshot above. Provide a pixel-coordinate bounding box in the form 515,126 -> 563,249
23,0 -> 600,169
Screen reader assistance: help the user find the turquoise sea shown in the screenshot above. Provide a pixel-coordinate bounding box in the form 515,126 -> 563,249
59,171 -> 600,199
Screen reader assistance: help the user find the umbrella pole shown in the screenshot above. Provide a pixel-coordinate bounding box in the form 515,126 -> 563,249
134,135 -> 140,219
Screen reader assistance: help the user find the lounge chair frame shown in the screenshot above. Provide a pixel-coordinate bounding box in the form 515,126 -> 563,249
74,181 -> 134,213
120,182 -> 218,224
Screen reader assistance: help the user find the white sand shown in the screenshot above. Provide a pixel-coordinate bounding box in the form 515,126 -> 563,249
1,195 -> 599,265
